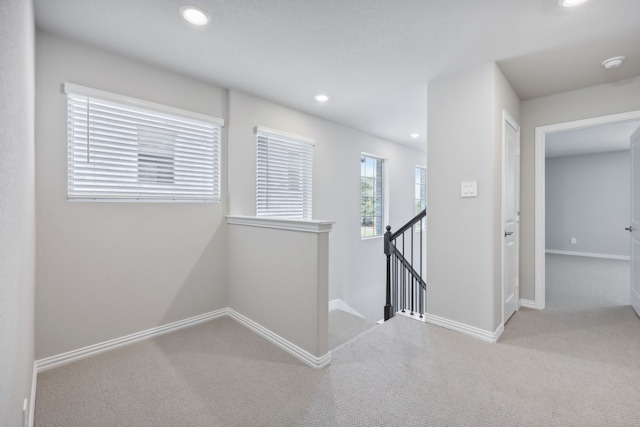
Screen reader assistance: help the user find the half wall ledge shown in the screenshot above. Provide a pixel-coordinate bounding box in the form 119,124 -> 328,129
226,215 -> 335,233
226,214 -> 335,363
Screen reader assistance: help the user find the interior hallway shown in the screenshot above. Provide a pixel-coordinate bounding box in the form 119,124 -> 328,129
34,255 -> 640,426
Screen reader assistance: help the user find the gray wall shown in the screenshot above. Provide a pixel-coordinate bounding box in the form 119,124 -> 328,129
228,90 -> 426,322
34,31 -> 425,362
519,77 -> 640,300
0,0 -> 36,424
35,32 -> 229,359
228,222 -> 329,357
427,62 -> 520,333
546,150 -> 630,257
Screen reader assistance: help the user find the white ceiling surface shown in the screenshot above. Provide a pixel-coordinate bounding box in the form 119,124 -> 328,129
546,120 -> 640,158
34,0 -> 640,151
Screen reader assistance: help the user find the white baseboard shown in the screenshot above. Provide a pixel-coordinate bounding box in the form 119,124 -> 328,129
29,362 -> 37,427
545,249 -> 630,261
395,310 -> 427,322
423,313 -> 503,343
35,307 -> 331,375
520,298 -> 542,309
328,299 -> 364,318
228,309 -> 331,369
36,308 -> 228,372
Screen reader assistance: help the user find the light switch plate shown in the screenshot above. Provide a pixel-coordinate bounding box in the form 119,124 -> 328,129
460,181 -> 477,198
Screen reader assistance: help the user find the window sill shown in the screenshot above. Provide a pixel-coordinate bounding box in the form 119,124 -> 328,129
361,235 -> 383,241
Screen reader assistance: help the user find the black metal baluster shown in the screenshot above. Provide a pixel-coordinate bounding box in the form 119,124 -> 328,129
391,248 -> 395,317
410,225 -> 415,315
384,226 -> 393,321
382,210 -> 427,321
401,233 -> 406,312
419,217 -> 424,318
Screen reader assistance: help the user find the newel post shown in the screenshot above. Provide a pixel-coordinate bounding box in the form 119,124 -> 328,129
383,225 -> 393,321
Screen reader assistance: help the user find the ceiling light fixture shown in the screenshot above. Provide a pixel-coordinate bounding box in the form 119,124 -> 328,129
559,0 -> 589,7
601,56 -> 625,69
315,94 -> 329,102
410,133 -> 420,139
180,6 -> 210,26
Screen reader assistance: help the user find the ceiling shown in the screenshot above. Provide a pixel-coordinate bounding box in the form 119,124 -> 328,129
33,0 -> 640,151
546,119 -> 640,158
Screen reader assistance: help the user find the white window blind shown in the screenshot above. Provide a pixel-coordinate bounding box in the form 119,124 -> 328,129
64,83 -> 223,202
255,126 -> 314,219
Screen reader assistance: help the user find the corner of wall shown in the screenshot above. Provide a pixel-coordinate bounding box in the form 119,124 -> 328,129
0,0 -> 36,425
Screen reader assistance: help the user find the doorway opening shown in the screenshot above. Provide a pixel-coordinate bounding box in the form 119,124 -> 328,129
534,110 -> 640,309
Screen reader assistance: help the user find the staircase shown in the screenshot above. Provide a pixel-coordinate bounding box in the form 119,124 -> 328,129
383,209 -> 426,321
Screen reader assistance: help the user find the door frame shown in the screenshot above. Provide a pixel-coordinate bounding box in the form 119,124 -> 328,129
533,110 -> 640,310
630,128 -> 640,316
502,111 -> 520,324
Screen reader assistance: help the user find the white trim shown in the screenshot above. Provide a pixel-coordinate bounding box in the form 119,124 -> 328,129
545,249 -> 630,260
62,82 -> 225,126
360,153 -> 388,239
329,299 -> 365,318
534,110 -> 640,312
227,309 -> 331,369
226,215 -> 335,233
254,126 -> 315,146
35,308 -> 331,375
396,310 -> 427,323
501,110 -> 521,326
520,299 -> 538,309
29,362 -> 36,427
534,126 -> 547,310
423,313 -> 504,343
36,309 -> 228,372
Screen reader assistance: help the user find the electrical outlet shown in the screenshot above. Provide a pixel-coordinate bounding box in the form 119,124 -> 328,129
570,237 -> 577,245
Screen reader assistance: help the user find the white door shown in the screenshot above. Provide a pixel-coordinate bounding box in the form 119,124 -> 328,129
630,127 -> 640,317
503,112 -> 520,323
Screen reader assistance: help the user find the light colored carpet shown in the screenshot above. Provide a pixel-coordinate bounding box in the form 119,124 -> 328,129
328,309 -> 376,350
35,255 -> 640,426
545,253 -> 630,311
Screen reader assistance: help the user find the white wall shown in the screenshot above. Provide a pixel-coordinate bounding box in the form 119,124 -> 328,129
0,0 -> 35,424
427,62 -> 519,333
227,219 -> 330,358
35,32 -> 229,359
228,90 -> 426,321
494,64 -> 522,326
520,77 -> 640,300
546,150 -> 630,257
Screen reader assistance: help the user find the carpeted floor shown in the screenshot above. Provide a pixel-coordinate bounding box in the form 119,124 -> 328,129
328,309 -> 376,350
35,255 -> 640,426
545,253 -> 630,311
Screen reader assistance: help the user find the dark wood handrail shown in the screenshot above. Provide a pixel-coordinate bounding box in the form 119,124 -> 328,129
390,209 -> 426,240
384,208 -> 427,321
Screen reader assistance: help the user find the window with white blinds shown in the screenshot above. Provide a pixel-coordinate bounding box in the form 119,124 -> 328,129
255,127 -> 314,219
64,83 -> 223,202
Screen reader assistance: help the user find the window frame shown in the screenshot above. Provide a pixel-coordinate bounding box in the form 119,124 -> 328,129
255,126 -> 314,219
64,83 -> 224,203
360,153 -> 385,239
415,165 -> 427,231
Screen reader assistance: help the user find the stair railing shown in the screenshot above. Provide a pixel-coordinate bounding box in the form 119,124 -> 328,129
384,209 -> 426,321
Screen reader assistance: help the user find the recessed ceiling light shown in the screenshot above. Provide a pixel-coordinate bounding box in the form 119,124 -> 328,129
410,133 -> 420,139
180,6 -> 210,26
602,56 -> 625,69
559,0 -> 589,7
315,94 -> 329,102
